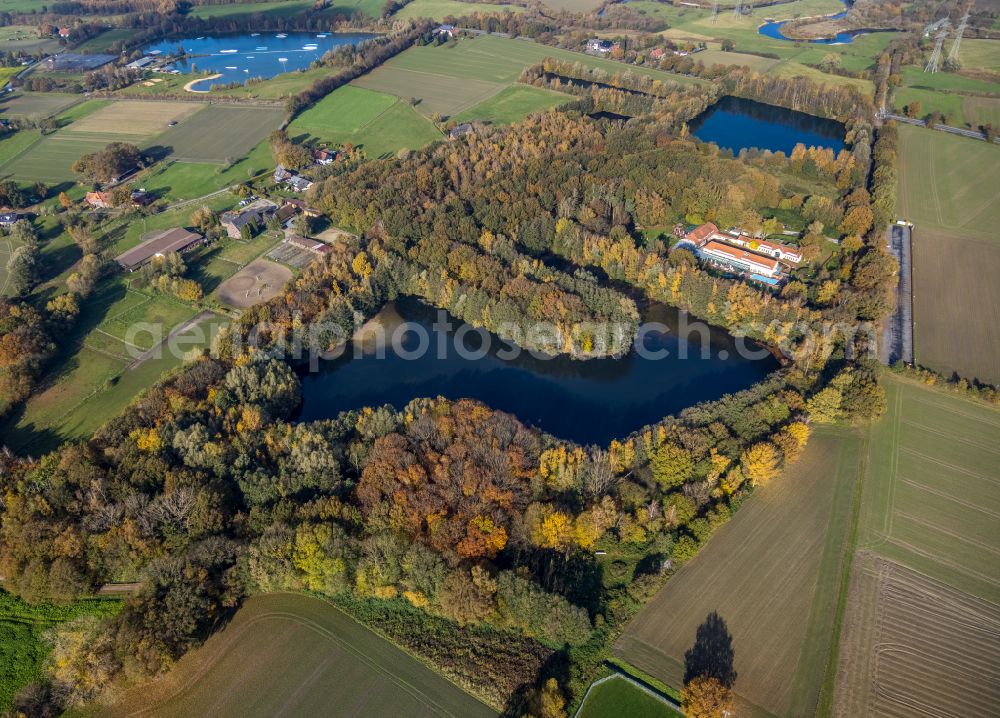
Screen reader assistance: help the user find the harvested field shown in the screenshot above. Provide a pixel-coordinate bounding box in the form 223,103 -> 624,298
65,101 -> 203,138
963,95 -> 1000,128
153,105 -> 284,163
99,593 -> 495,718
910,228 -> 1000,385
216,258 -> 292,308
834,552 -> 1000,718
897,124 -> 1000,384
830,377 -> 1000,718
616,429 -> 864,718
0,91 -> 79,120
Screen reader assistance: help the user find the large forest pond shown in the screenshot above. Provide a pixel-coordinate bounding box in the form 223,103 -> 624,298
144,32 -> 376,90
689,96 -> 845,155
297,298 -> 779,445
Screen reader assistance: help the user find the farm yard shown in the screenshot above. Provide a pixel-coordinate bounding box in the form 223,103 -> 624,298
152,104 -> 285,163
896,124 -> 1000,385
97,593 -> 496,718
216,258 -> 292,308
831,377 -> 1000,718
615,429 -> 864,718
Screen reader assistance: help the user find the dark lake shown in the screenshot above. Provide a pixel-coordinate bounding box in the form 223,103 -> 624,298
689,96 -> 845,155
297,298 -> 779,445
144,32 -> 376,90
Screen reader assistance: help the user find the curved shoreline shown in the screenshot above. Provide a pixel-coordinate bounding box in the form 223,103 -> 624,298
183,73 -> 222,93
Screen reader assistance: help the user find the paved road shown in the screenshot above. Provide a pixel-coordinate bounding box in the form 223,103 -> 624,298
881,224 -> 914,366
882,113 -> 999,143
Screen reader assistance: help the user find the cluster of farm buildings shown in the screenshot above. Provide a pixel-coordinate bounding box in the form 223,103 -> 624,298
112,196 -> 325,272
674,222 -> 803,286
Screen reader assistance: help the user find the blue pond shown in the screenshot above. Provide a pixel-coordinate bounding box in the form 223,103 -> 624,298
690,96 -> 845,155
296,298 -> 779,446
757,0 -> 875,44
144,32 -> 375,91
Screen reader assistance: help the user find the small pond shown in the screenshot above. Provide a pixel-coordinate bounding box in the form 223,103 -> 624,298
143,32 -> 376,91
689,96 -> 845,155
296,298 -> 779,445
757,0 -> 886,44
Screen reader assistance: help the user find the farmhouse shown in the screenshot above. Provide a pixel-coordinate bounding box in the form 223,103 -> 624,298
0,211 -> 20,226
433,24 -> 456,38
85,191 -> 112,209
313,148 -> 336,165
286,175 -> 313,192
114,227 -> 204,271
449,123 -> 474,140
281,197 -> 322,218
587,39 -> 615,54
220,198 -> 278,239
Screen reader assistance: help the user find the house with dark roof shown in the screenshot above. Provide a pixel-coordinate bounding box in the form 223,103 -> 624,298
0,211 -> 20,226
220,199 -> 278,239
286,175 -> 313,192
114,227 -> 204,271
449,123 -> 474,140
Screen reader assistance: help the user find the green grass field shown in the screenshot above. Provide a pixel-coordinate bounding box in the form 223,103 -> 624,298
453,84 -> 570,124
0,91 -> 80,120
893,64 -> 1000,127
71,28 -> 139,53
577,676 -> 681,718
958,39 -> 1000,73
394,0 -> 524,20
97,593 -> 496,718
0,25 -> 60,53
151,105 -> 284,163
0,132 -> 108,182
189,0 -> 383,17
140,140 -> 275,200
616,428 -> 864,718
289,85 -> 443,158
896,124 -> 1000,384
0,589 -> 121,713
831,378 -> 1000,717
352,34 -> 701,121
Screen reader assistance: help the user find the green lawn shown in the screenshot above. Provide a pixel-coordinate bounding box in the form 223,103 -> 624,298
97,593 -> 496,718
289,85 -> 443,158
290,84 -> 398,136
453,84 -> 570,124
0,590 -> 122,713
577,677 -> 681,718
394,0 -> 524,20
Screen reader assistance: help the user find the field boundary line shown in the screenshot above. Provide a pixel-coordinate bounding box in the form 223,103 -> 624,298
815,430 -> 870,718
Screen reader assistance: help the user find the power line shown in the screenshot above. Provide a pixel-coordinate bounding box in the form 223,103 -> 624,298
948,10 -> 969,63
924,20 -> 949,73
712,0 -> 719,23
733,0 -> 743,18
